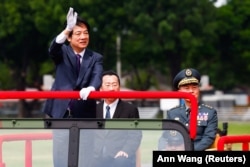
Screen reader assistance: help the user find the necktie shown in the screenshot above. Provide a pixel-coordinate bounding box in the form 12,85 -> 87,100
105,106 -> 110,119
76,54 -> 81,75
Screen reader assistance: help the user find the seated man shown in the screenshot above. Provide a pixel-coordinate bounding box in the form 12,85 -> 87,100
91,70 -> 142,167
158,130 -> 185,151
160,68 -> 218,151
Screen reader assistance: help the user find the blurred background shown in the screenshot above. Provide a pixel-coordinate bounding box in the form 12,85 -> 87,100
0,0 -> 250,121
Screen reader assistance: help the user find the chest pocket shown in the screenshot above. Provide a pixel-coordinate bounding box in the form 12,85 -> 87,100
197,120 -> 207,127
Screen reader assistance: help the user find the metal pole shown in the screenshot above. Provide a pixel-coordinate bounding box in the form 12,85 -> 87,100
116,34 -> 121,78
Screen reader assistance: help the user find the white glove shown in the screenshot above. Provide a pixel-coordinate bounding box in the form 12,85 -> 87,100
66,7 -> 78,31
79,86 -> 95,100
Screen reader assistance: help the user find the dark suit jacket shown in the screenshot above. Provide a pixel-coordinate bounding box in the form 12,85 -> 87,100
93,100 -> 142,158
165,103 -> 218,151
42,39 -> 103,118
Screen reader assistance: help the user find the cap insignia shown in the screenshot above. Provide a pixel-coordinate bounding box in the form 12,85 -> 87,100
185,69 -> 192,77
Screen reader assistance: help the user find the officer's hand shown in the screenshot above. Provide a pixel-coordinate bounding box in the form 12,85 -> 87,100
66,7 -> 78,31
79,86 -> 95,100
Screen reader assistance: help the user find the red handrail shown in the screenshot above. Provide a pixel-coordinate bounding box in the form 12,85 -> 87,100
217,135 -> 250,151
0,91 -> 198,139
0,133 -> 52,167
0,91 -> 198,167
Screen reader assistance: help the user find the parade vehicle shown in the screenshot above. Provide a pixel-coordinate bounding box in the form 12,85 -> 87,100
0,91 -> 249,167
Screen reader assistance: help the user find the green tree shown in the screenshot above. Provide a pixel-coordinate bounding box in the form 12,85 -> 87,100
1,0 -> 250,118
0,0 -> 69,117
215,0 -> 250,90
74,0 -> 220,90
123,0 -> 219,89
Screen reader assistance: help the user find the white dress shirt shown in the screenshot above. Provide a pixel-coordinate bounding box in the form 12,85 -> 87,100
103,99 -> 119,119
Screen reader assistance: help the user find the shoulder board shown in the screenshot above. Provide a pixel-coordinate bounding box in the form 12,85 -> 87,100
168,105 -> 183,111
201,103 -> 214,109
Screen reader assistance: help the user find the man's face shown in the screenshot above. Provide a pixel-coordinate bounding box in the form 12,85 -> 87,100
178,83 -> 200,102
100,75 -> 120,103
68,23 -> 89,53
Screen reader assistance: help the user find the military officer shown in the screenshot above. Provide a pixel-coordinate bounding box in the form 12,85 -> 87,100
162,68 -> 218,151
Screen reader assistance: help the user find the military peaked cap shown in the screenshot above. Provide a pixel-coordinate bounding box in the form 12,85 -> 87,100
173,68 -> 201,90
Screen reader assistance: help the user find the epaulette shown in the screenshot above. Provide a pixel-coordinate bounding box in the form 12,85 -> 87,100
169,105 -> 184,111
201,103 -> 214,109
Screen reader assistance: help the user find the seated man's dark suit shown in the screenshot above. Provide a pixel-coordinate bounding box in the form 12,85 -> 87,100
92,99 -> 142,167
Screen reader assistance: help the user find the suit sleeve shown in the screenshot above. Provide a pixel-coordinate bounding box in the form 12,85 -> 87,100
88,53 -> 103,90
194,109 -> 218,151
129,106 -> 140,118
48,38 -> 64,64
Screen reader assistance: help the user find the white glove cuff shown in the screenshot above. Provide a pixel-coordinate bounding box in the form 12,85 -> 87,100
87,86 -> 95,91
66,26 -> 73,32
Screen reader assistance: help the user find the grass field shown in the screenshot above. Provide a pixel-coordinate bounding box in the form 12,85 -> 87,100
0,129 -> 160,167
219,121 -> 250,135
218,121 -> 250,150
0,121 -> 249,166
0,130 -> 53,167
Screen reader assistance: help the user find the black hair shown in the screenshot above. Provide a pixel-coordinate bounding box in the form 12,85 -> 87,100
76,16 -> 90,31
102,70 -> 120,85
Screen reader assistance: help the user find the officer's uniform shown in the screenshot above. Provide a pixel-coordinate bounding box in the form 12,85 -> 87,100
167,103 -> 217,151
162,68 -> 218,151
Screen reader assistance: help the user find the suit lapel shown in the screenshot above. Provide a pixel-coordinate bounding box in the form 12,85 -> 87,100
96,101 -> 104,118
67,46 -> 79,78
77,49 -> 93,85
113,100 -> 122,118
